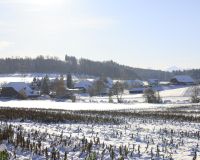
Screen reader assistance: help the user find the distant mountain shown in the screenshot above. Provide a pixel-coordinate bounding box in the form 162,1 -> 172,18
166,66 -> 183,72
0,55 -> 199,81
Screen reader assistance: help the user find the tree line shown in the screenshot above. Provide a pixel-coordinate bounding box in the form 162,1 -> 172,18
0,55 -> 199,80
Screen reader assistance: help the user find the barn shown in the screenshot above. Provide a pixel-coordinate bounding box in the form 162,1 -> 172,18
74,80 -> 93,93
170,75 -> 195,85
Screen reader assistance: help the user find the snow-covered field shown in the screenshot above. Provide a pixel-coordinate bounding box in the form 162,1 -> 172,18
0,101 -> 199,159
0,110 -> 199,160
0,99 -> 199,112
0,74 -> 43,84
76,84 -> 195,104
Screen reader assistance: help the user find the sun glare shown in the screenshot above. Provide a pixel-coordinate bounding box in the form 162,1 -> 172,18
27,0 -> 65,7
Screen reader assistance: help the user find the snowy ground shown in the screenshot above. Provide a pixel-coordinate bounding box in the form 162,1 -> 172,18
0,73 -> 82,85
0,100 -> 199,159
78,85 -> 194,104
0,99 -> 199,111
0,111 -> 199,160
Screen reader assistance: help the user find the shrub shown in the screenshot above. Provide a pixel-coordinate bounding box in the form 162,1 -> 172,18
143,88 -> 162,103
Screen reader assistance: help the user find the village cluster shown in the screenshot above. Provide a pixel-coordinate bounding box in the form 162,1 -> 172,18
0,74 -> 197,103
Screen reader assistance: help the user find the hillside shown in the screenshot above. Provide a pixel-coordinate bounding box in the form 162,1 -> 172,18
0,55 -> 199,80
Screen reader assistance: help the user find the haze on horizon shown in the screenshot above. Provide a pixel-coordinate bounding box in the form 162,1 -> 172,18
0,0 -> 200,70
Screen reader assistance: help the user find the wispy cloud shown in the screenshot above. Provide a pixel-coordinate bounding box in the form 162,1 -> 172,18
0,0 -> 71,13
69,17 -> 118,29
0,0 -> 70,10
27,16 -> 118,32
0,41 -> 13,49
0,0 -> 65,5
0,21 -> 16,32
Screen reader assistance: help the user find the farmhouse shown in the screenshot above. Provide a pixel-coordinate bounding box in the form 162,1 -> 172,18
74,80 -> 93,93
170,75 -> 195,85
127,80 -> 145,94
1,82 -> 40,99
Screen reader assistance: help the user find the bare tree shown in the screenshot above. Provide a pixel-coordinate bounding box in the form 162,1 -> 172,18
112,81 -> 124,103
88,78 -> 107,97
191,86 -> 200,103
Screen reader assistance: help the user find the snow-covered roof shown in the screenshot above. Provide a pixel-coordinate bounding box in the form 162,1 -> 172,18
172,75 -> 194,83
3,82 -> 39,96
126,80 -> 144,86
105,77 -> 113,88
4,82 -> 29,91
74,80 -> 93,89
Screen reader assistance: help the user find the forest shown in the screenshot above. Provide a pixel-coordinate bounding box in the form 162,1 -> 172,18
0,55 -> 200,80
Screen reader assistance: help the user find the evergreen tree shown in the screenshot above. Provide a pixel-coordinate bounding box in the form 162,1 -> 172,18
41,75 -> 50,95
31,77 -> 37,89
67,73 -> 73,89
1,55 -> 200,80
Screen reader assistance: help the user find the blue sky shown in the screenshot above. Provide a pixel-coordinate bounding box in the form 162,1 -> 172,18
0,0 -> 200,70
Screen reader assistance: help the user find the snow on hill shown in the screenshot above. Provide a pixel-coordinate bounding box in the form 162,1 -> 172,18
0,73 -> 79,85
160,86 -> 191,97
